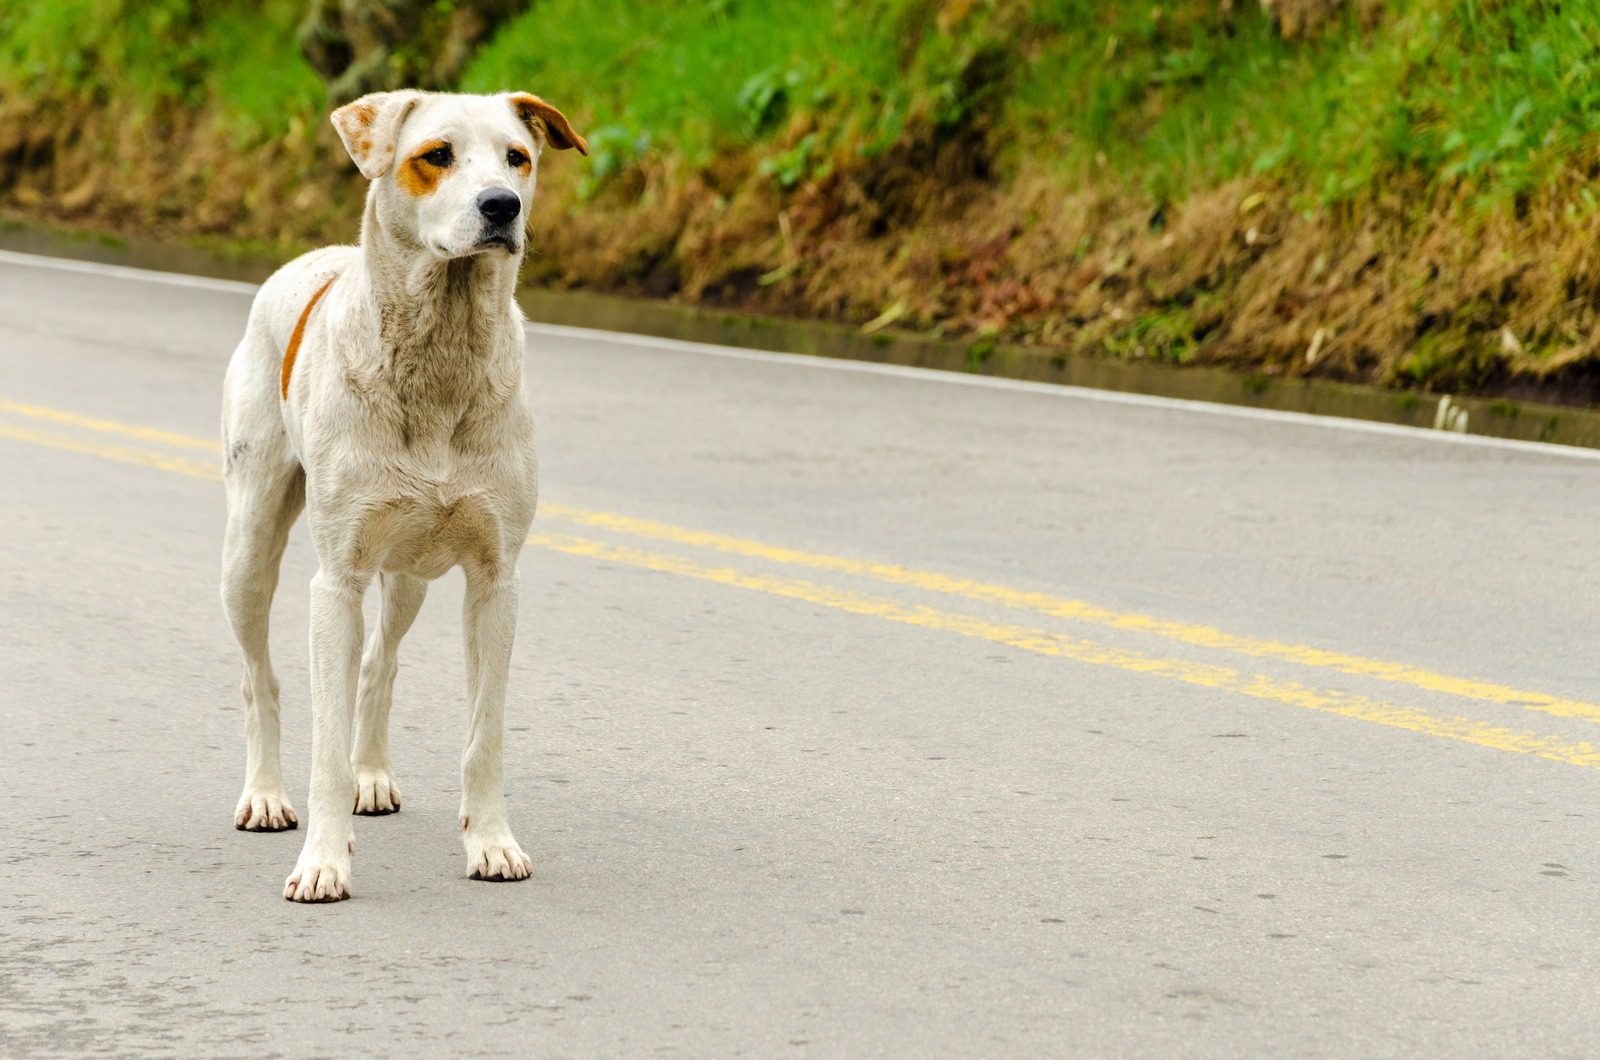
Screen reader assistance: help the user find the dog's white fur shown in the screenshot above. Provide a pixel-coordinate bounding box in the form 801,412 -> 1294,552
220,90 -> 585,902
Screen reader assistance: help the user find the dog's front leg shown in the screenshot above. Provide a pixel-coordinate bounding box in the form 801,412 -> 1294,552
459,566 -> 532,881
285,569 -> 366,902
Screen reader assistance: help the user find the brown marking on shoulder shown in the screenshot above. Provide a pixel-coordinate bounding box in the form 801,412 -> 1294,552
397,139 -> 450,197
281,274 -> 339,400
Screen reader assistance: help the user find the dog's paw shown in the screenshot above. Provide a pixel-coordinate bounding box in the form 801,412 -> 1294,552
465,831 -> 532,882
352,768 -> 402,816
284,852 -> 352,903
235,789 -> 299,832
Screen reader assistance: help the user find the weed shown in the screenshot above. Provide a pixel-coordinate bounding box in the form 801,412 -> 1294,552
577,125 -> 651,202
1105,308 -> 1207,364
737,66 -> 806,136
759,133 -> 826,189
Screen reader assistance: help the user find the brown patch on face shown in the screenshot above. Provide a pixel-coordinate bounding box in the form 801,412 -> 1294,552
507,93 -> 588,155
509,143 -> 533,178
397,139 -> 450,198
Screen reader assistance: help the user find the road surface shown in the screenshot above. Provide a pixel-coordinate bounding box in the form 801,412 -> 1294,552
2,250 -> 1599,1057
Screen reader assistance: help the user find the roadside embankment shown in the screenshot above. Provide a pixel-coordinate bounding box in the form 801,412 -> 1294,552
10,219 -> 1600,452
7,0 -> 1600,410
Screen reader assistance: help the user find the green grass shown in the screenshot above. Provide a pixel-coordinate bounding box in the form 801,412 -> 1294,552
455,0 -> 1600,213
0,0 -> 323,141
12,0 -> 1600,212
1007,1 -> 1600,206
462,0 -> 911,168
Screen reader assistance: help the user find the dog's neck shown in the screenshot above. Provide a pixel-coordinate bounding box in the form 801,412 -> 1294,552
342,197 -> 529,450
358,197 -> 524,400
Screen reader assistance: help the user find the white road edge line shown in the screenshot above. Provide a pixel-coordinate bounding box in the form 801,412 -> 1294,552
5,246 -> 1597,462
0,248 -> 261,295
531,325 -> 1600,462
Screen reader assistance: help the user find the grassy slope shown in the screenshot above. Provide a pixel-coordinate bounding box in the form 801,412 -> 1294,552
6,0 -> 1600,402
0,0 -> 337,247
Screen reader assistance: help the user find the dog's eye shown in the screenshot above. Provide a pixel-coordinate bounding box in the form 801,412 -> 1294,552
422,145 -> 453,167
507,148 -> 529,169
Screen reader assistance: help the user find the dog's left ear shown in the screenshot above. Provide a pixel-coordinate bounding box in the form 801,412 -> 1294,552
331,90 -> 424,180
506,93 -> 589,156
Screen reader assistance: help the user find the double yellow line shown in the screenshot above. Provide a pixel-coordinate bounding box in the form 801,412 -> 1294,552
5,395 -> 1599,770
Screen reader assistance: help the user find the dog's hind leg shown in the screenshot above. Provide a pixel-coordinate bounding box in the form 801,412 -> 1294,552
459,565 -> 533,882
351,572 -> 428,815
221,449 -> 305,832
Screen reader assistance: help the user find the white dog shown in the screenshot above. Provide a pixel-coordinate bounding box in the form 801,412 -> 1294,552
219,90 -> 586,902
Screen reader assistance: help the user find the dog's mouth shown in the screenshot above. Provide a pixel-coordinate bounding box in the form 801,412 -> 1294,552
446,227 -> 521,257
469,233 -> 519,254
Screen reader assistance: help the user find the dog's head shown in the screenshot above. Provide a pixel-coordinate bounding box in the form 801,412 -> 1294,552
331,90 -> 587,260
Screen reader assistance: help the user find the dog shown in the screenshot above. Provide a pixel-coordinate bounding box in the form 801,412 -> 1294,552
219,90 -> 586,902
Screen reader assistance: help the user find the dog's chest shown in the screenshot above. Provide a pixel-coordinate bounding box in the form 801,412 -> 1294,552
298,295 -> 536,578
366,460 -> 532,577
316,426 -> 536,580
373,487 -> 509,580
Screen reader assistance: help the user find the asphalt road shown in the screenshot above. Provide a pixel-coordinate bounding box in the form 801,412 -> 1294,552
3,249 -> 1600,1058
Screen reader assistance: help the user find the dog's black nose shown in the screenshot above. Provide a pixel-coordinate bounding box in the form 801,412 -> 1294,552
477,188 -> 521,225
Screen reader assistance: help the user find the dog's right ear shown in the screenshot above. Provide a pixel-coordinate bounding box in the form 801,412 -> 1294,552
331,91 -> 423,180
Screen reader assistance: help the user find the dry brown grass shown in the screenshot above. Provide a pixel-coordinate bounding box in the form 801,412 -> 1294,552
0,95 -> 358,249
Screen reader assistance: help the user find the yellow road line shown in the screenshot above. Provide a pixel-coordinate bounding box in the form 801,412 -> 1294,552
6,394 -> 1598,737
528,531 -> 1600,771
0,397 -> 222,453
0,422 -> 221,481
540,504 -> 1600,726
7,400 -> 1582,769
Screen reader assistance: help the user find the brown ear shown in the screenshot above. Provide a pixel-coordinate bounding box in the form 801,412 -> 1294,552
331,91 -> 423,179
507,93 -> 588,155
